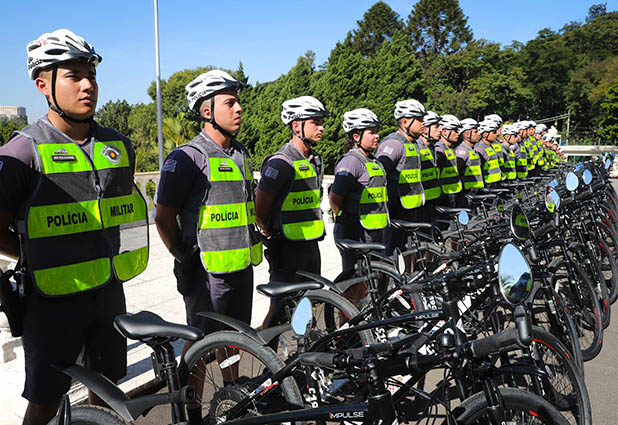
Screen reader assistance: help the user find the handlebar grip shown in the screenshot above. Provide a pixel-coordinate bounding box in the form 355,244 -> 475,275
533,222 -> 555,239
402,283 -> 425,293
470,328 -> 525,358
299,352 -> 338,368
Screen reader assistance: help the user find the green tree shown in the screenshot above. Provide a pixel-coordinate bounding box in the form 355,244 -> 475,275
128,103 -> 159,171
407,0 -> 473,57
95,99 -> 132,135
349,1 -> 404,57
587,3 -> 607,23
0,117 -> 27,146
599,81 -> 618,142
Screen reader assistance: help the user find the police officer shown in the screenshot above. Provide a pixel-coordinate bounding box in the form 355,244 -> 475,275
520,121 -> 537,175
416,111 -> 442,223
255,96 -> 328,329
0,29 -> 148,425
434,114 -> 463,210
500,125 -> 517,180
375,99 -> 426,256
505,124 -> 528,179
475,120 -> 503,186
329,108 -> 387,273
484,114 -> 507,181
455,118 -> 483,208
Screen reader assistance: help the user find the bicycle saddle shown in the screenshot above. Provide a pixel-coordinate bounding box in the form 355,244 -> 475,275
257,281 -> 323,298
434,206 -> 471,215
114,311 -> 204,341
335,239 -> 387,253
390,220 -> 433,231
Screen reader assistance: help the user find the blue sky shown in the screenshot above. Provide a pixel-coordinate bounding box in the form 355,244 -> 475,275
1,0 -> 616,122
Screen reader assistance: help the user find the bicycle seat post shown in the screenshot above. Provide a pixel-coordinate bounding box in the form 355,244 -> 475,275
150,341 -> 186,424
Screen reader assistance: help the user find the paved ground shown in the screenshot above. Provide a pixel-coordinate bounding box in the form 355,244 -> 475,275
2,187 -> 618,423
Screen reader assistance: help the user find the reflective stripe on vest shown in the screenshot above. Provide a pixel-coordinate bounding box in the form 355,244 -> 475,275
275,143 -> 325,241
17,120 -> 149,296
417,144 -> 441,201
396,142 -> 424,209
190,135 -> 261,274
524,139 -> 536,170
463,150 -> 484,190
439,147 -> 462,194
516,145 -> 528,178
502,147 -> 516,180
343,150 -> 388,230
482,146 -> 502,184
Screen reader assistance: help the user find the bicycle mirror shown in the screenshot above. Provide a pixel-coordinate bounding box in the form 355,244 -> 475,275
291,297 -> 312,336
510,205 -> 530,240
565,172 -> 579,191
583,169 -> 592,185
498,243 -> 533,305
458,210 -> 469,226
545,187 -> 560,213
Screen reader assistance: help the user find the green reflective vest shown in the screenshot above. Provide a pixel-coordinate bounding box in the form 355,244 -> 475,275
189,134 -> 262,274
502,143 -> 517,180
264,142 -> 325,241
476,143 -> 502,185
515,144 -> 529,179
15,120 -> 149,296
436,141 -> 462,194
380,131 -> 424,209
457,143 -> 483,190
524,138 -> 536,171
338,149 -> 388,230
416,140 -> 442,201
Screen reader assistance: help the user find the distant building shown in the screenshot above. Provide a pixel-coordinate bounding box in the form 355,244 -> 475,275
0,105 -> 27,122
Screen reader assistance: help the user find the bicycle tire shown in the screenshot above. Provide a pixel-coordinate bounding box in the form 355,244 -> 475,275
492,326 -> 591,425
183,331 -> 304,424
451,387 -> 570,425
47,406 -> 128,425
551,257 -> 603,361
593,221 -> 618,304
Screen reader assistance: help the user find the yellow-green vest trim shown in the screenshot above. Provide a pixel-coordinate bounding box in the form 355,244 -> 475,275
516,144 -> 529,179
416,140 -> 442,201
436,142 -> 462,194
480,144 -> 502,184
461,147 -> 484,190
189,134 -> 262,274
338,149 -> 389,231
263,142 -> 325,241
15,119 -> 149,296
501,144 -> 517,180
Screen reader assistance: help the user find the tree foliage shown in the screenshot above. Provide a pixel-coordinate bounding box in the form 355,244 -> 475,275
96,1 -> 618,172
407,0 -> 473,57
0,117 -> 27,146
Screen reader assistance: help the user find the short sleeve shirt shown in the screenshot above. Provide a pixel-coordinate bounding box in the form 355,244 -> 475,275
331,152 -> 368,198
375,131 -> 406,174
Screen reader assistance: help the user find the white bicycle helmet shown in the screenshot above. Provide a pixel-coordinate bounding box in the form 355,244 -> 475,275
342,108 -> 381,133
528,120 -> 537,128
27,29 -> 101,80
478,119 -> 499,134
394,99 -> 426,120
484,114 -> 503,125
423,111 -> 441,126
439,115 -> 461,131
459,118 -> 479,133
535,123 -> 547,133
281,96 -> 330,126
502,124 -> 518,136
186,70 -> 242,111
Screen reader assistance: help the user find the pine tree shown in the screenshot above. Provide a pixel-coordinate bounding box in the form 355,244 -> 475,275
350,1 -> 404,57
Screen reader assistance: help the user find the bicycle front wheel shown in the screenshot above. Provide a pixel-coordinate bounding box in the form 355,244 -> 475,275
452,387 -> 570,425
183,331 -> 304,424
47,406 -> 128,425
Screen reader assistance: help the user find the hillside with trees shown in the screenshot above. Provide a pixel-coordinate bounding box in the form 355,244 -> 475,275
4,1 -> 615,172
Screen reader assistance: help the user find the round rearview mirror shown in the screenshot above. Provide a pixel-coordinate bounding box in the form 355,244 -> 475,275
393,248 -> 406,275
498,243 -> 533,305
583,169 -> 592,185
458,210 -> 469,226
549,179 -> 558,188
575,162 -> 584,171
432,225 -> 444,244
605,158 -> 612,170
510,205 -> 530,240
291,298 -> 312,336
545,187 -> 560,213
565,172 -> 579,191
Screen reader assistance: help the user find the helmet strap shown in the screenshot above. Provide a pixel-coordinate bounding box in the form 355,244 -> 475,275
399,118 -> 416,139
355,130 -> 373,155
291,120 -> 317,147
205,97 -> 236,140
48,66 -> 94,124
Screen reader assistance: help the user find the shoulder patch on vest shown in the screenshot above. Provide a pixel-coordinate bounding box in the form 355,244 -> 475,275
263,166 -> 279,179
101,145 -> 121,164
382,146 -> 393,155
162,159 -> 177,173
